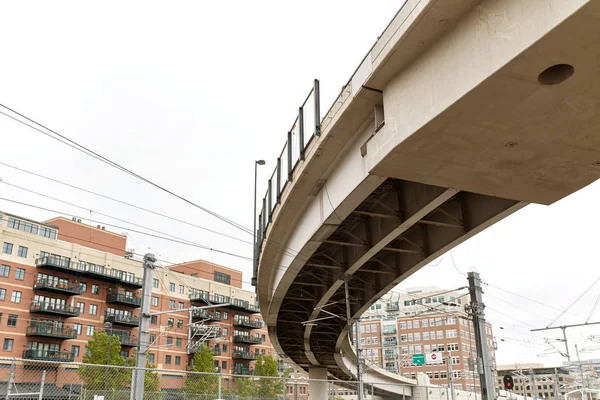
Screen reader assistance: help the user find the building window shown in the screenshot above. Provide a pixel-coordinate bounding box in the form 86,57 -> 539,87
169,283 -> 175,292
0,288 -> 5,301
167,336 -> 173,345
39,226 -> 57,239
169,300 -> 175,309
176,338 -> 182,347
15,268 -> 25,281
178,285 -> 184,294
17,246 -> 28,258
175,356 -> 181,366
152,297 -> 159,306
91,284 -> 100,294
153,279 -> 159,288
223,344 -> 228,353
223,312 -> 228,320
72,345 -> 80,357
2,243 -> 13,255
167,318 -> 174,328
223,328 -> 228,336
87,325 -> 95,336
74,324 -> 82,334
80,283 -> 87,292
165,355 -> 172,365
177,320 -> 183,329
89,304 -> 98,315
178,302 -> 184,310
446,330 -> 457,338
7,315 -> 17,327
3,338 -> 13,351
151,316 -> 158,325
214,271 -> 231,285
10,291 -> 21,303
150,334 -> 156,344
148,353 -> 155,364
77,302 -> 85,314
0,265 -> 10,277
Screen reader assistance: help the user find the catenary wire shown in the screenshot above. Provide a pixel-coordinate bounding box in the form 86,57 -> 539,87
0,105 -> 252,235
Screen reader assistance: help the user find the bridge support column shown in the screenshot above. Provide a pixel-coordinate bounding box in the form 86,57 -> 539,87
309,367 -> 328,400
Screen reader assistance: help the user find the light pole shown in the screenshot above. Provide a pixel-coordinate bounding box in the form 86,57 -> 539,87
252,159 -> 265,287
104,321 -> 113,393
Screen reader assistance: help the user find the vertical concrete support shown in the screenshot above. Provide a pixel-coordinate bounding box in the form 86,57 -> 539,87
309,367 -> 328,400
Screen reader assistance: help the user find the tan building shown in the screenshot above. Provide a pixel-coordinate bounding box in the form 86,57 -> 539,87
0,211 -> 273,387
496,365 -> 574,399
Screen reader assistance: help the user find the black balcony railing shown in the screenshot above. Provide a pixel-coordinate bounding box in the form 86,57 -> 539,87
386,303 -> 400,312
35,256 -> 142,288
383,340 -> 398,347
30,302 -> 80,317
233,335 -> 262,345
33,280 -> 82,296
102,329 -> 137,347
226,299 -> 260,313
23,349 -> 75,362
233,319 -> 263,329
104,312 -> 139,327
232,351 -> 257,360
233,367 -> 254,376
189,292 -> 230,304
191,309 -> 221,321
383,329 -> 397,335
106,293 -> 142,308
26,323 -> 77,339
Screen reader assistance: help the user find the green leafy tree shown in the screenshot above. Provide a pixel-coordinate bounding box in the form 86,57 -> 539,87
254,355 -> 283,399
234,377 -> 256,398
144,364 -> 161,393
78,331 -> 128,390
185,345 -> 218,394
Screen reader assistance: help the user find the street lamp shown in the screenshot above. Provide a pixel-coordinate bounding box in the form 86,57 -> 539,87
252,159 -> 265,287
104,321 -> 113,393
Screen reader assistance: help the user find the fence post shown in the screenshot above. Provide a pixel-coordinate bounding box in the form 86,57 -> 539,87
218,373 -> 222,399
5,359 -> 15,400
282,377 -> 287,400
38,370 -> 46,400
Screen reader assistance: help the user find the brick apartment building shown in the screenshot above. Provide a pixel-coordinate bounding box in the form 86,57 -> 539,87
0,211 -> 274,386
358,287 -> 496,392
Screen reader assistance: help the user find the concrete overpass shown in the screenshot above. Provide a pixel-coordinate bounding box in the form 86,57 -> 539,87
255,0 -> 600,396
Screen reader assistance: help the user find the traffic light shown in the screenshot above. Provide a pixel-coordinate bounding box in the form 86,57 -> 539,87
503,375 -> 515,390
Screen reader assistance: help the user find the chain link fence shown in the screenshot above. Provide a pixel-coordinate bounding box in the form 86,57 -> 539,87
0,357 -> 419,400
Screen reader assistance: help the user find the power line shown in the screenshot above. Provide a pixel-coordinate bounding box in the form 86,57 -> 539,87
0,104 -> 252,235
0,161 -> 252,246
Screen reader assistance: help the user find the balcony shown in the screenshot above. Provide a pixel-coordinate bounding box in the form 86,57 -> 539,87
233,367 -> 254,376
189,292 -> 230,304
104,313 -> 139,327
190,325 -> 221,339
233,335 -> 262,345
383,340 -> 398,347
106,292 -> 142,308
23,349 -> 75,362
35,257 -> 142,289
26,323 -> 77,340
386,302 -> 400,312
191,309 -> 221,321
226,299 -> 260,314
214,348 -> 222,356
232,351 -> 257,361
384,353 -> 398,360
383,329 -> 397,335
233,319 -> 263,329
102,329 -> 137,347
33,280 -> 82,296
30,302 -> 80,317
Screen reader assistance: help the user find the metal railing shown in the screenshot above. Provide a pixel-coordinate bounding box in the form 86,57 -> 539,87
35,256 -> 142,287
26,322 -> 78,339
29,301 -> 80,317
33,279 -> 83,295
22,350 -> 75,362
232,335 -> 262,345
106,292 -> 142,307
233,318 -> 263,329
104,312 -> 140,326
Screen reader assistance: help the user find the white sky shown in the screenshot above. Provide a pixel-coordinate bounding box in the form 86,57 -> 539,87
0,0 -> 599,370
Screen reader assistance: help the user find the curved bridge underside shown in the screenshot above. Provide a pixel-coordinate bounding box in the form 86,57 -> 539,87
276,178 -> 525,379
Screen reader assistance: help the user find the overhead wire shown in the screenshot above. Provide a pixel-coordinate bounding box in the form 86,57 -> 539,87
547,273 -> 600,328
0,104 -> 252,235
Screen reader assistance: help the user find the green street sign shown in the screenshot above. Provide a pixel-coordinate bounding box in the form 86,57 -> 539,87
412,353 -> 425,365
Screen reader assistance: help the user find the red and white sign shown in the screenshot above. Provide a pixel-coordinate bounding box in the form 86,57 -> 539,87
426,352 -> 443,365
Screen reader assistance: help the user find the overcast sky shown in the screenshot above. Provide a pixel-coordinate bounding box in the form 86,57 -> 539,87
1,0 -> 599,369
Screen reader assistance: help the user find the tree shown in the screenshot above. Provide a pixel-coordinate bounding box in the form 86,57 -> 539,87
185,345 -> 218,394
254,355 -> 284,399
144,364 -> 161,393
78,331 -> 129,390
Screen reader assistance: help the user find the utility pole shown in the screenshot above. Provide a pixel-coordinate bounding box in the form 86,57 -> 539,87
345,279 -> 363,400
553,368 -> 560,400
447,351 -> 456,400
466,272 -> 496,400
530,369 -> 537,400
131,253 -> 156,400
